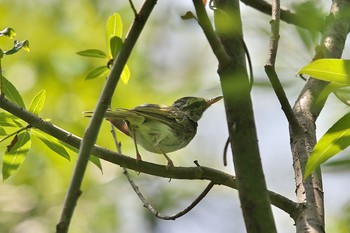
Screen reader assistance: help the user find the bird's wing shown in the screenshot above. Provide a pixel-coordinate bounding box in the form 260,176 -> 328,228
131,104 -> 195,133
104,109 -> 145,125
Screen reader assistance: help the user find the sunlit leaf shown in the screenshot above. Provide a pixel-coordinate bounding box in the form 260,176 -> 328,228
1,76 -> 25,108
6,134 -> 18,152
298,59 -> 350,84
0,127 -> 7,136
4,40 -> 30,55
315,82 -> 346,106
0,27 -> 16,38
304,112 -> 350,179
77,49 -> 107,59
0,112 -> 19,127
109,36 -> 122,59
85,66 -> 109,80
121,64 -> 130,84
106,13 -> 123,58
31,129 -> 70,161
334,87 -> 350,106
28,90 -> 46,115
2,131 -> 31,180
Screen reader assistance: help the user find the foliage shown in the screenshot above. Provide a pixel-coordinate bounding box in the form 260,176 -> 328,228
77,13 -> 130,84
298,59 -> 350,178
0,28 -> 101,180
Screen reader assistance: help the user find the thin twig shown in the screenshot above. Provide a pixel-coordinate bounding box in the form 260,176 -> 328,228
192,0 -> 231,67
264,0 -> 300,130
128,0 -> 138,17
124,169 -> 215,220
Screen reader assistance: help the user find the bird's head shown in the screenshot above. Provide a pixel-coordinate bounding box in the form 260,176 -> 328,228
172,96 -> 223,122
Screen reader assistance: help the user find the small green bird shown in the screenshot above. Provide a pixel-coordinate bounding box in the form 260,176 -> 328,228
87,96 -> 222,167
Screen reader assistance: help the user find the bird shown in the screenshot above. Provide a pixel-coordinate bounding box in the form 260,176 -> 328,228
85,96 -> 222,167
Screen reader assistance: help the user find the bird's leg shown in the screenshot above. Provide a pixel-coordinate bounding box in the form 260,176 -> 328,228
163,153 -> 174,168
132,132 -> 142,162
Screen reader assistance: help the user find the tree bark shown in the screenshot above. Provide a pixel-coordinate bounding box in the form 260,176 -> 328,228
212,0 -> 277,232
291,0 -> 350,232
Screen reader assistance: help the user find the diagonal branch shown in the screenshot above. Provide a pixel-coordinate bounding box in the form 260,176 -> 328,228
0,94 -> 299,217
240,0 -> 324,31
56,1 -> 158,232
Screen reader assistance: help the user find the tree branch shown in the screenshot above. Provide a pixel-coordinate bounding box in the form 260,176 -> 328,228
0,94 -> 299,218
56,1 -> 158,232
124,169 -> 215,220
291,0 -> 350,232
195,0 -> 277,232
240,0 -> 324,31
264,0 -> 300,130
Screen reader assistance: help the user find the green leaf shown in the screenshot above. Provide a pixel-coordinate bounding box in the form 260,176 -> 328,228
2,131 -> 31,180
315,82 -> 346,106
0,127 -> 7,136
85,66 -> 109,80
31,129 -> 70,161
181,11 -> 197,20
304,112 -> 350,178
0,112 -> 19,127
0,28 -> 16,38
106,13 -> 123,58
28,90 -> 46,115
334,86 -> 350,106
109,36 -> 123,59
4,40 -> 30,55
77,49 -> 107,59
298,59 -> 350,84
121,64 -> 130,84
1,76 -> 25,108
60,141 -> 102,172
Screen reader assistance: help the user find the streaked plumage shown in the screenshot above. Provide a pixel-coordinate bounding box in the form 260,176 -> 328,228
86,96 -> 222,167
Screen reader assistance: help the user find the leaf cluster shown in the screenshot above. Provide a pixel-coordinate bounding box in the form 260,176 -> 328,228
298,59 -> 350,178
77,13 -> 130,84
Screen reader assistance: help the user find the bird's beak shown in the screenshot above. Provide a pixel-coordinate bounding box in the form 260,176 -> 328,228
207,96 -> 223,106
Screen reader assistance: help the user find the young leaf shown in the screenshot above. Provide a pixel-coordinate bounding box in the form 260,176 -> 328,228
298,59 -> 350,84
85,66 -> 109,80
106,13 -> 123,58
28,90 -> 46,115
315,82 -> 346,106
4,40 -> 30,55
0,127 -> 7,136
0,112 -> 19,127
1,76 -> 25,108
0,27 -> 16,38
334,87 -> 350,106
181,11 -> 197,20
106,13 -> 123,39
109,36 -> 123,59
77,49 -> 107,59
304,112 -> 350,179
121,65 -> 130,84
2,131 -> 31,180
31,129 -> 70,161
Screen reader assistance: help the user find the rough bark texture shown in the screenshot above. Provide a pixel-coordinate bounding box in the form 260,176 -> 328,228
213,0 -> 277,232
291,1 -> 350,232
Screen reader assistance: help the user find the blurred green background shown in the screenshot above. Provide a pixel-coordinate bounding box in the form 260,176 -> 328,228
1,0 -> 350,233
